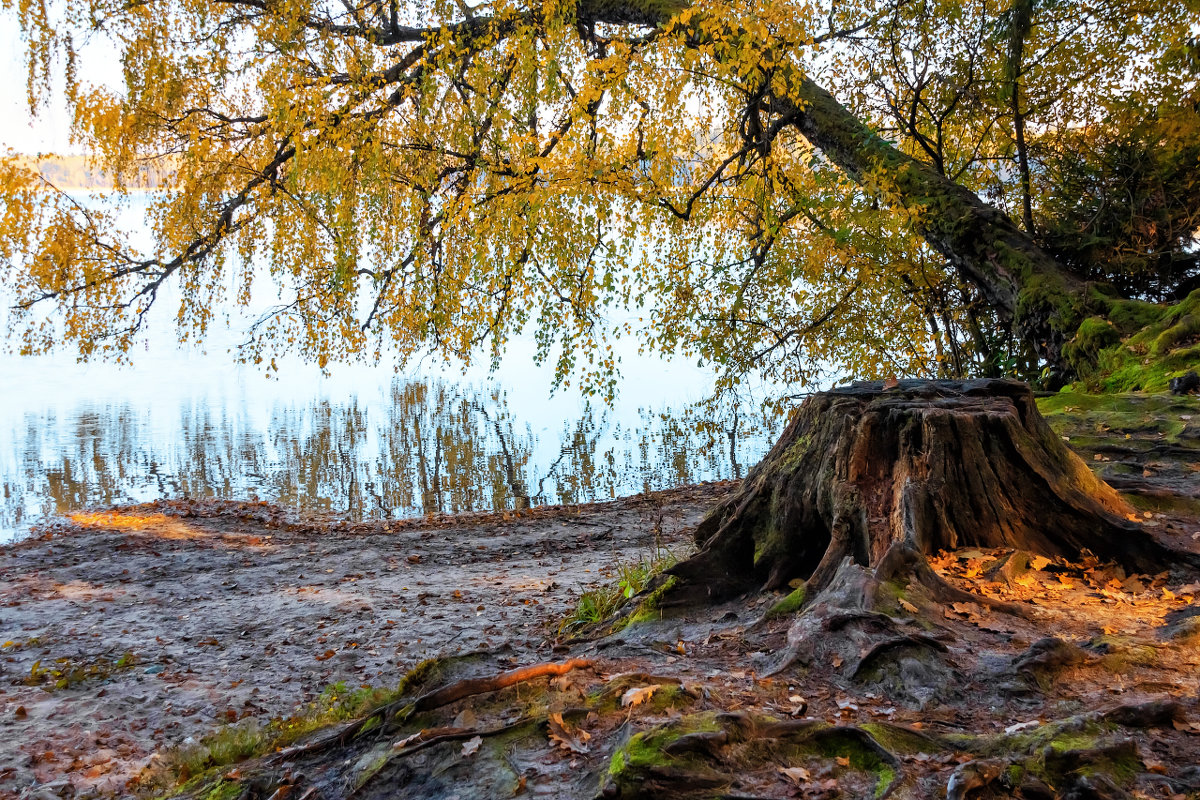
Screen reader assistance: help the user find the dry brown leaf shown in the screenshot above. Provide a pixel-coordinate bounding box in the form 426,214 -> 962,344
1030,555 -> 1051,571
621,684 -> 662,708
835,756 -> 851,767
461,736 -> 482,757
392,732 -> 423,751
831,654 -> 844,668
548,712 -> 591,754
898,598 -> 919,614
778,766 -> 810,785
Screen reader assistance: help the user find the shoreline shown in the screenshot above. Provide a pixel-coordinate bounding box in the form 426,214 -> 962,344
0,482 -> 734,799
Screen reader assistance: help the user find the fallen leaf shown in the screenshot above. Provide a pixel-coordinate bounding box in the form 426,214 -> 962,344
315,650 -> 336,661
835,756 -> 851,767
392,732 -> 423,751
778,766 -> 810,785
1030,555 -> 1051,571
461,736 -> 482,757
548,712 -> 590,753
621,685 -> 662,708
1144,757 -> 1167,774
898,599 -> 919,614
831,654 -> 844,668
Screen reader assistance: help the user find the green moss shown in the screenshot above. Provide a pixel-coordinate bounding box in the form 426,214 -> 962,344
1068,289 -> 1200,392
764,584 -> 807,619
615,576 -> 678,632
1088,635 -> 1159,671
1064,317 -> 1122,376
606,713 -> 726,794
203,779 -> 244,800
395,658 -> 439,697
859,723 -> 943,756
647,684 -> 697,712
806,728 -> 898,799
1041,737 -> 1142,785
1037,391 -> 1195,443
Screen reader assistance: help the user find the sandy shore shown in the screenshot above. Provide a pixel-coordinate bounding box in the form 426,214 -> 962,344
0,483 -> 733,799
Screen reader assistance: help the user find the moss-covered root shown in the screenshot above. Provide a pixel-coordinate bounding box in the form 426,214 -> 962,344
602,712 -> 904,800
945,699 -> 1183,798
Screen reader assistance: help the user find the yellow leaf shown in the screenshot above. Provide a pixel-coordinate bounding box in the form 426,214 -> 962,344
621,684 -> 662,708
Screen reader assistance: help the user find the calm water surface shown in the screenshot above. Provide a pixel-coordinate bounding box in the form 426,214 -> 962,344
0,348 -> 779,542
1,255 -> 784,542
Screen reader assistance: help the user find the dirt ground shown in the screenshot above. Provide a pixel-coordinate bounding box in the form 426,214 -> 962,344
0,484 -> 729,798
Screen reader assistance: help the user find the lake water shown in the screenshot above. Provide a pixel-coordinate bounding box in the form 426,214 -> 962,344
0,197 -> 785,542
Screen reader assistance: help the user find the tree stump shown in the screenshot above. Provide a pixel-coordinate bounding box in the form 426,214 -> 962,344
669,379 -> 1178,603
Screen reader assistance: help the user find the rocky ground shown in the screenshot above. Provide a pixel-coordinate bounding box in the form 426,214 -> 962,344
1,392 -> 1198,800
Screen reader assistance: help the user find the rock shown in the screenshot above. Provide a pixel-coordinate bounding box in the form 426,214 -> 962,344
1169,370 -> 1199,395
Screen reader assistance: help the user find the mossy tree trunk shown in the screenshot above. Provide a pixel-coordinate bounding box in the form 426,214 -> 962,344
612,6 -> 1195,384
766,75 -> 1200,387
668,379 -> 1184,604
767,78 -> 1089,374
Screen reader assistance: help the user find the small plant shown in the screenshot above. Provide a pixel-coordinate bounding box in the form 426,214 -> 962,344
23,651 -> 139,690
559,545 -> 682,634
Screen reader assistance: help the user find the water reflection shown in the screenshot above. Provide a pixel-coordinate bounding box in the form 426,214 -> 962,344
2,379 -> 777,538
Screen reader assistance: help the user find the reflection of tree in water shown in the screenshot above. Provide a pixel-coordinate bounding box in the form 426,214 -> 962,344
1,380 -> 777,534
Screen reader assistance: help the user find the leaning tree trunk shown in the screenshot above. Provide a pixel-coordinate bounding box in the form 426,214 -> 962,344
668,379 -> 1181,603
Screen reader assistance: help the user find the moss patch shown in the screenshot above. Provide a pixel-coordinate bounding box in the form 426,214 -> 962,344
764,584 -> 807,619
1070,289 -> 1200,392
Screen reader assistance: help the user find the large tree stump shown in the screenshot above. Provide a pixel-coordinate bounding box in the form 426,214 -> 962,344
669,379 -> 1180,602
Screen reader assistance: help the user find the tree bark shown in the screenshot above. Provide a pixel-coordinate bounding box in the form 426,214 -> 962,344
667,380 -> 1181,602
766,77 -> 1088,372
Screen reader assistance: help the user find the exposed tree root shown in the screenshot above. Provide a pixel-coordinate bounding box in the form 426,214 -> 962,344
665,380 -> 1194,613
604,712 -> 904,800
274,658 -> 592,760
345,716 -> 540,799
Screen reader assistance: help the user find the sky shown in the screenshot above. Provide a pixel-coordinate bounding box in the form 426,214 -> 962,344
0,14 -> 122,154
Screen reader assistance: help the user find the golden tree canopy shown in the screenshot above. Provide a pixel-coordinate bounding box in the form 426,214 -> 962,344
1,0 -> 1196,395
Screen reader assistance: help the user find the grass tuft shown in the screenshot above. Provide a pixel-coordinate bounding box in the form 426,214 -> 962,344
559,545 -> 682,634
